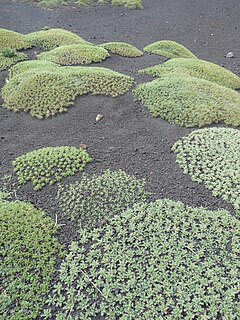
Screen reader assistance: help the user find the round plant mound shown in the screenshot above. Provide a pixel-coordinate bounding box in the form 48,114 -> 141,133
0,50 -> 27,71
99,41 -> 143,57
27,28 -> 91,50
139,58 -> 240,89
0,28 -> 32,50
45,199 -> 240,319
172,127 -> 240,212
0,200 -> 63,320
57,169 -> 150,229
144,40 -> 197,59
133,76 -> 240,127
12,146 -> 92,190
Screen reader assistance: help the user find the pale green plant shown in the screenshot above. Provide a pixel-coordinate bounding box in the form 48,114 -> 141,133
99,41 -> 143,57
0,49 -> 27,71
0,28 -> 32,50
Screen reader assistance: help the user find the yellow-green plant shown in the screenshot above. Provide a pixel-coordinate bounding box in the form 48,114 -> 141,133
99,41 -> 143,57
144,40 -> 197,59
0,200 -> 63,320
133,76 -> 240,127
172,128 -> 240,213
37,44 -> 110,65
139,58 -> 240,89
0,28 -> 32,50
13,146 -> 92,190
27,28 -> 91,50
0,49 -> 27,71
44,199 -> 240,319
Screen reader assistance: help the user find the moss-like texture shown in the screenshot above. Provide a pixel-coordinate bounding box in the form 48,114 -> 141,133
0,51 -> 27,71
99,41 -> 143,57
57,169 -> 150,229
133,76 -> 240,127
45,199 -> 240,319
37,44 -> 110,65
0,200 -> 63,320
12,146 -> 92,190
8,60 -> 60,78
144,40 -> 197,59
2,62 -> 134,118
172,128 -> 240,213
27,28 -> 91,50
0,28 -> 32,50
139,58 -> 240,90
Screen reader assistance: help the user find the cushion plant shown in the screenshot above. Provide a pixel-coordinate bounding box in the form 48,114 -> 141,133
57,169 -> 150,229
99,41 -> 143,57
139,58 -> 240,89
44,199 -> 240,319
133,76 -> 240,127
0,200 -> 63,320
144,40 -> 197,59
12,146 -> 92,190
0,28 -> 32,50
0,49 -> 27,71
172,127 -> 240,213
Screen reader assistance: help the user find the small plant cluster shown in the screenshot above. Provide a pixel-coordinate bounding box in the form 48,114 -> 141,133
144,40 -> 197,59
27,28 -> 91,50
57,169 -> 150,229
12,146 -> 92,190
139,58 -> 240,90
44,199 -> 240,319
0,49 -> 27,71
172,127 -> 240,213
0,200 -> 63,320
37,44 -> 110,65
99,41 -> 143,57
2,62 -> 134,118
133,76 -> 240,127
0,28 -> 32,50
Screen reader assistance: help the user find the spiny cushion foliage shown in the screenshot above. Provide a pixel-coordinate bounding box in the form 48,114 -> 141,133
12,146 -> 92,190
8,60 -> 60,78
144,40 -> 197,59
139,58 -> 240,90
0,28 -> 32,50
27,28 -> 91,50
44,199 -> 240,319
99,42 -> 143,57
133,76 -> 240,127
0,50 -> 27,71
75,0 -> 143,9
2,62 -> 134,118
0,200 -> 63,320
37,44 -> 110,65
57,169 -> 150,229
172,128 -> 240,213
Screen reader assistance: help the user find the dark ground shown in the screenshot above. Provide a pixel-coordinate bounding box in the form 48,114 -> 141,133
0,0 -> 240,243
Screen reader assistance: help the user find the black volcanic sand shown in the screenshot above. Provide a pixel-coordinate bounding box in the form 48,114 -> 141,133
0,0 -> 240,244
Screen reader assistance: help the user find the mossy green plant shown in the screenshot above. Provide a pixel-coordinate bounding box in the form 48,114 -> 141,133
57,169 -> 150,229
99,41 -> 143,57
27,28 -> 91,50
0,200 -> 63,320
144,40 -> 197,59
172,128 -> 240,213
0,50 -> 27,71
12,146 -> 92,190
37,44 -> 110,65
133,76 -> 240,127
0,28 -> 32,50
139,58 -> 240,89
45,199 -> 240,319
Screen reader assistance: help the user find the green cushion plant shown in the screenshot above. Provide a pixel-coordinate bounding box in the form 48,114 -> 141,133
44,199 -> 240,319
144,40 -> 197,59
0,28 -> 32,50
139,58 -> 240,89
0,48 -> 27,71
37,44 -> 110,65
172,127 -> 240,213
0,200 -> 63,320
57,169 -> 150,229
133,76 -> 240,127
99,41 -> 143,57
12,146 -> 92,190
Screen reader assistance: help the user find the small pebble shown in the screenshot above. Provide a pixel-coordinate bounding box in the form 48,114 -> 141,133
226,52 -> 234,58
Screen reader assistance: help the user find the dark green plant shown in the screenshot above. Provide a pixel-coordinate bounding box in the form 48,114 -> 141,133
12,146 -> 92,190
1,48 -> 17,58
45,199 -> 240,319
0,28 -> 32,50
57,169 -> 150,229
133,76 -> 240,127
172,127 -> 240,213
0,200 -> 63,320
99,41 -> 143,57
0,49 -> 27,71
